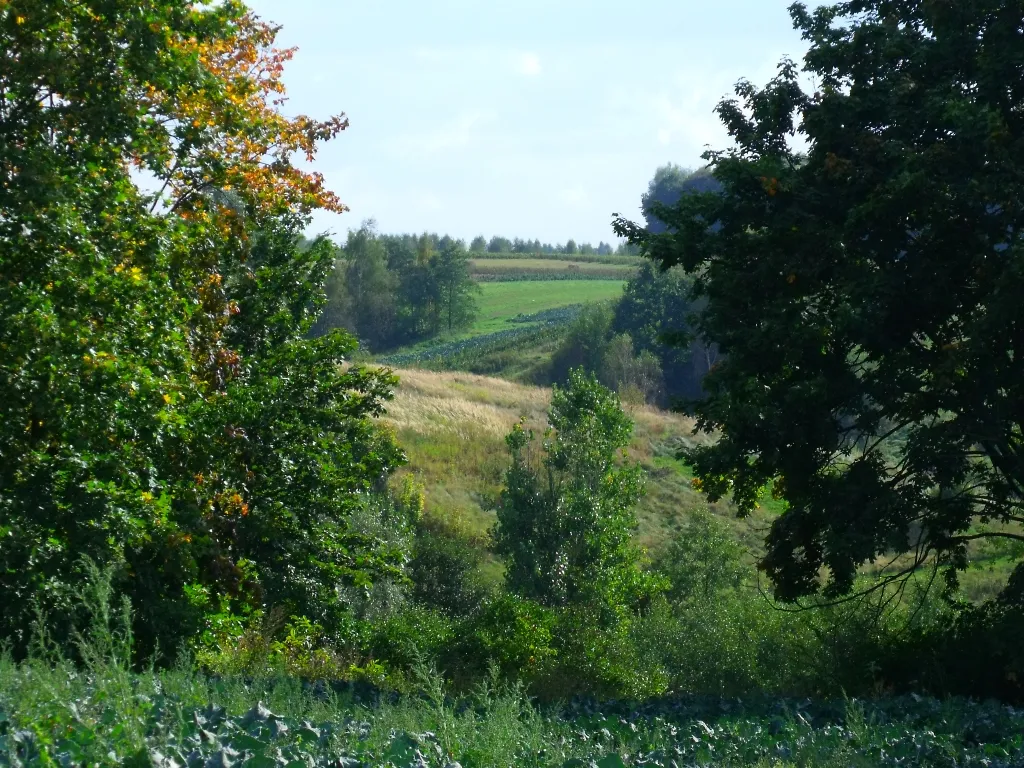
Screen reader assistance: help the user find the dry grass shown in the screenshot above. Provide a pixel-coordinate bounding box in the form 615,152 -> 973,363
380,368 -> 1015,603
381,368 -> 728,554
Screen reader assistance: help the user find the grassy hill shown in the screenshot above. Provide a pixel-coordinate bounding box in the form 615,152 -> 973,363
382,368 -> 1015,603
382,369 -> 771,580
377,280 -> 624,379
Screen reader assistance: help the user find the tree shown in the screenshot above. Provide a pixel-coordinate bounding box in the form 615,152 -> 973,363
641,165 -> 722,234
0,0 -> 403,654
343,223 -> 398,349
493,371 -> 653,611
549,304 -> 614,384
487,235 -> 512,253
564,239 -> 578,255
432,240 -> 479,333
614,0 -> 1024,604
470,235 -> 487,252
613,262 -> 715,403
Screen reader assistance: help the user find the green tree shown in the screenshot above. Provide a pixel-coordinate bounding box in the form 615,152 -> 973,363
549,304 -> 614,384
658,509 -> 746,605
469,235 -> 487,252
343,222 -> 398,349
613,262 -> 715,403
0,0 -> 403,654
641,164 -> 721,234
614,0 -> 1024,603
564,239 -> 578,255
493,370 -> 653,611
487,235 -> 512,253
432,240 -> 479,333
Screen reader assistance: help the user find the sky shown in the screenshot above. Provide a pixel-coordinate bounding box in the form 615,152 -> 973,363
244,0 -> 822,246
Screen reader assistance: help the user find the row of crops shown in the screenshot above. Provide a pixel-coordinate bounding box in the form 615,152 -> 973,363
377,305 -> 584,368
4,682 -> 1023,767
474,271 -> 629,282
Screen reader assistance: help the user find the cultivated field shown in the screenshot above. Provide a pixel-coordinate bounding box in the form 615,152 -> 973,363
472,280 -> 624,334
469,258 -> 634,281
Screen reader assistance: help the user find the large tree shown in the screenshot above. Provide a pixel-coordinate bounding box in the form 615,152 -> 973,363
641,164 -> 721,234
615,0 -> 1024,603
433,239 -> 479,333
0,0 -> 403,653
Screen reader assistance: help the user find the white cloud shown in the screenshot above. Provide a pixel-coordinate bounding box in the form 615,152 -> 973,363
518,52 -> 542,76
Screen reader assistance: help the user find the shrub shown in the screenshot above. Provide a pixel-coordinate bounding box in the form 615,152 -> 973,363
408,529 -> 490,618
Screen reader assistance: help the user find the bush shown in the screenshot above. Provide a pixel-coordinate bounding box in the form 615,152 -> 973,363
460,594 -> 558,686
408,530 -> 490,618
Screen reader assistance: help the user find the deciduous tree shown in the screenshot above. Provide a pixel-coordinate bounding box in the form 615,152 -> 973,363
615,0 -> 1024,603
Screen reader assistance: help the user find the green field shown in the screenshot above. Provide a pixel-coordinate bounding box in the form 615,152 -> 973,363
472,280 -> 624,334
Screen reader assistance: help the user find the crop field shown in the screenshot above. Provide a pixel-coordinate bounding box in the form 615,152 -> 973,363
470,258 -> 634,282
4,628 -> 1023,768
473,251 -> 642,266
472,280 -> 623,335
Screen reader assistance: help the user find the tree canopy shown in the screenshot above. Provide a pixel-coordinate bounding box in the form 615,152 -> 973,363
615,0 -> 1024,603
0,0 -> 403,654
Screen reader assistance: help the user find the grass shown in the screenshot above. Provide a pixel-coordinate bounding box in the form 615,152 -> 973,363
384,369 -> 748,562
383,368 -> 1019,605
471,281 -> 624,335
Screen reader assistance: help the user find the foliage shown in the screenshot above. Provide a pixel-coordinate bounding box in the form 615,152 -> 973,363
433,240 -> 480,333
0,0 -> 403,657
614,1 -> 1024,608
408,529 -> 490,618
550,303 -> 671,405
549,305 -> 615,384
641,165 -> 721,234
461,594 -> 558,683
494,370 -> 657,612
657,507 -> 746,605
612,262 -> 716,404
314,225 -> 478,350
4,650 -> 1024,767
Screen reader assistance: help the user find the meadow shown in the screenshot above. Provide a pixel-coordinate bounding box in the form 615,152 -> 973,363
472,281 -> 625,335
382,368 -> 1013,604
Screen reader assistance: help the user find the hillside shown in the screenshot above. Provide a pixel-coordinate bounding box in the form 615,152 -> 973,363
382,368 -> 1015,603
382,369 -> 772,567
377,280 -> 625,379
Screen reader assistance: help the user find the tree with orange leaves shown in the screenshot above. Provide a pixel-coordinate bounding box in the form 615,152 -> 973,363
0,0 -> 405,657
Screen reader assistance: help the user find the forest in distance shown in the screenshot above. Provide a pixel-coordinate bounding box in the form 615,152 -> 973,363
2,0 -> 1024,766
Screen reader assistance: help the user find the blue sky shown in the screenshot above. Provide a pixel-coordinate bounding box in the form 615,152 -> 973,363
245,0 -> 821,245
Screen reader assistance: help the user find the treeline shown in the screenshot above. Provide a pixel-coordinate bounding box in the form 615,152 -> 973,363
311,223 -> 479,351
471,235 -> 638,257
549,262 -> 715,407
